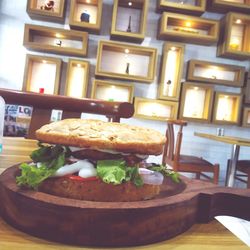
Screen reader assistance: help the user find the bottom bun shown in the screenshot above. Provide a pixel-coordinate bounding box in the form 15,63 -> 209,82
38,177 -> 161,202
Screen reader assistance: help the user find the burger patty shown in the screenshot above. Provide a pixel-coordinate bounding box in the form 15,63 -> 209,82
71,149 -> 145,165
39,177 -> 161,202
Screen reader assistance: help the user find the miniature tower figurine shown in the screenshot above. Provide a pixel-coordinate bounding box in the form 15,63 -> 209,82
126,16 -> 132,32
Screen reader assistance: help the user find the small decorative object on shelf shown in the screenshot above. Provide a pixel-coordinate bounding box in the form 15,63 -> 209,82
40,0 -> 55,11
157,0 -> 206,16
244,71 -> 250,104
133,97 -> 178,121
22,54 -> 62,95
127,15 -> 132,32
95,40 -> 157,83
80,9 -> 90,23
217,12 -> 250,60
158,42 -> 185,101
158,12 -> 219,45
111,0 -> 148,43
39,88 -> 45,94
125,62 -> 130,74
186,59 -> 246,87
54,39 -> 62,46
179,82 -> 214,123
212,92 -> 242,125
26,0 -> 66,23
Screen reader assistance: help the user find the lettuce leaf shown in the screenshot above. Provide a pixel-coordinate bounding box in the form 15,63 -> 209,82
147,164 -> 180,183
16,144 -> 66,189
96,160 -> 143,187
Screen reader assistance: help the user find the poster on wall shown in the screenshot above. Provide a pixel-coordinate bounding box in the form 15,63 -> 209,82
4,105 -> 32,137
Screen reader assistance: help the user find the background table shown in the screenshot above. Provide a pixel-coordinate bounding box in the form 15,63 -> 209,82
194,132 -> 250,187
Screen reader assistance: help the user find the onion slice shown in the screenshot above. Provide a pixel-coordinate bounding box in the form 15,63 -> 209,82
139,168 -> 164,185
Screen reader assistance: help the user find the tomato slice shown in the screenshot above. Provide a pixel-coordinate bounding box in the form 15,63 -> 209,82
69,175 -> 98,182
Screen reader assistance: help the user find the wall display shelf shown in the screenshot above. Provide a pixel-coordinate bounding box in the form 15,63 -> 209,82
244,71 -> 250,104
242,107 -> 250,127
179,82 -> 214,123
65,59 -> 89,98
157,0 -> 206,16
207,0 -> 250,14
95,40 -> 157,83
187,59 -> 245,87
91,79 -> 134,103
133,97 -> 178,121
23,24 -> 88,57
217,12 -> 250,60
110,0 -> 149,43
158,42 -> 185,101
22,54 -> 62,95
69,0 -> 103,33
212,92 -> 242,125
26,0 -> 66,23
158,12 -> 219,45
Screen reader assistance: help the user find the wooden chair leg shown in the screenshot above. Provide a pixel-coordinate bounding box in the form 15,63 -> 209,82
195,173 -> 200,180
213,164 -> 219,185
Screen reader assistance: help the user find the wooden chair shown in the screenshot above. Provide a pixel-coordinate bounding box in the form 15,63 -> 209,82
162,119 -> 220,184
226,160 -> 250,188
0,88 -> 134,172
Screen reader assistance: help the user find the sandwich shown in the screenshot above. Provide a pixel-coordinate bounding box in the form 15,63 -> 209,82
16,119 -> 179,202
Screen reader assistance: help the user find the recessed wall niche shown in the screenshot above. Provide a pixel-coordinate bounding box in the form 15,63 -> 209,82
65,59 -> 89,98
242,107 -> 250,127
23,24 -> 88,57
158,12 -> 219,45
158,42 -> 185,101
95,40 -> 157,83
217,12 -> 250,60
133,97 -> 178,121
157,0 -> 206,16
69,0 -> 103,33
22,54 -> 62,95
110,0 -> 149,43
26,0 -> 66,23
212,92 -> 242,125
187,59 -> 245,87
91,79 -> 134,103
179,82 -> 214,123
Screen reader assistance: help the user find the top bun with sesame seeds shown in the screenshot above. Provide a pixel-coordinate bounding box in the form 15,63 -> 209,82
35,119 -> 165,155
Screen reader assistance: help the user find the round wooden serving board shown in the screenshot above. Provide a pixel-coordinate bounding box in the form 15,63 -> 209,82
0,165 -> 250,247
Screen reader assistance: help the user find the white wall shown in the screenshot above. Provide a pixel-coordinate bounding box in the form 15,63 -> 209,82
0,0 -> 250,186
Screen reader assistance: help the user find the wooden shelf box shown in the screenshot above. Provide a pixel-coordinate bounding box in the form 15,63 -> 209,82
65,59 -> 89,98
244,71 -> 250,104
69,0 -> 103,33
242,107 -> 250,127
158,42 -> 185,101
22,54 -> 62,95
91,79 -> 134,103
110,0 -> 149,43
207,0 -> 250,14
187,59 -> 245,87
157,0 -> 206,16
179,82 -> 214,123
23,24 -> 88,57
158,12 -> 219,45
26,0 -> 66,23
212,92 -> 242,125
217,12 -> 250,60
133,97 -> 178,121
95,40 -> 157,83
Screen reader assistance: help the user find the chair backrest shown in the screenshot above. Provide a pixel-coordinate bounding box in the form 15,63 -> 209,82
162,119 -> 187,166
0,88 -> 134,139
